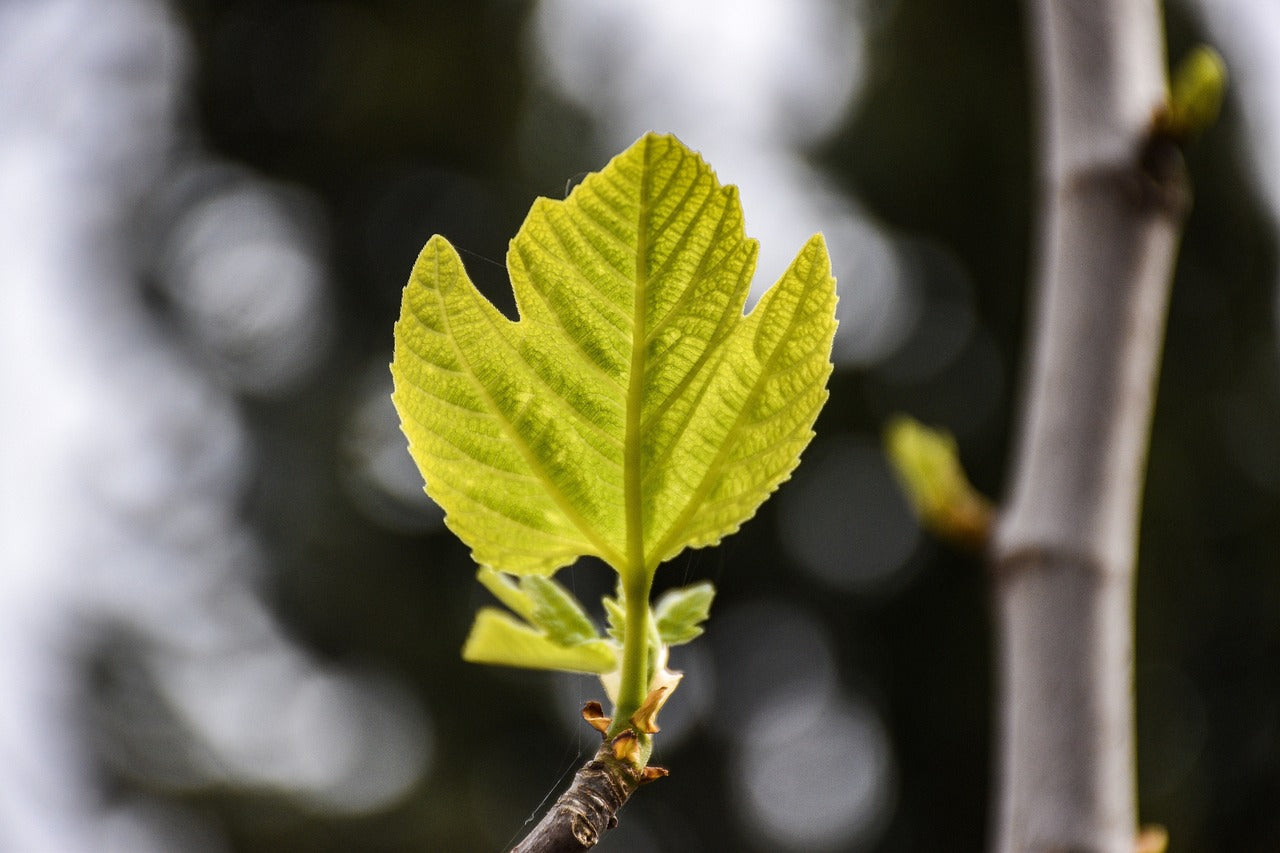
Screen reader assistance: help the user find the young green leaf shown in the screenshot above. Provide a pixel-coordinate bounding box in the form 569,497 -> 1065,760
603,590 -> 627,644
523,575 -> 599,647
392,132 -> 837,582
462,608 -> 617,674
1166,46 -> 1227,140
477,566 -> 600,645
653,582 -> 715,646
475,566 -> 535,622
884,414 -> 992,548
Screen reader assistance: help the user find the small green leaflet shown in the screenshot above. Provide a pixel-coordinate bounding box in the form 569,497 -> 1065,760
654,582 -> 715,645
461,569 -> 714,673
391,132 -> 837,584
602,581 -> 714,648
603,589 -> 627,644
463,569 -> 618,673
463,609 -> 618,674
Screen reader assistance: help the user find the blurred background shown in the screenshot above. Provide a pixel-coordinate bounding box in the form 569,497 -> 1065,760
2,0 -> 1279,850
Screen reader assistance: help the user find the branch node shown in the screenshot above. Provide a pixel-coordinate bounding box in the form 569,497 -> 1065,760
1134,133 -> 1191,218
611,731 -> 641,763
991,545 -> 1123,584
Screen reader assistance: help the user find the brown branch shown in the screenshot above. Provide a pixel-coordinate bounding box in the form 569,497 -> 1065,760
510,724 -> 663,853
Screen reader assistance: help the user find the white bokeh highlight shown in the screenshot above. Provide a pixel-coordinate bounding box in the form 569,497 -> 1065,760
155,164 -> 333,395
0,1 -> 431,849
1191,1 -> 1280,360
709,601 -> 895,850
530,0 -> 915,366
734,692 -> 895,851
778,437 -> 922,593
342,361 -> 446,534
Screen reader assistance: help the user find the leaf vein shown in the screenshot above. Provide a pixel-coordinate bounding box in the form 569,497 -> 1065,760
648,278 -> 818,563
429,251 -> 627,567
404,296 -> 625,456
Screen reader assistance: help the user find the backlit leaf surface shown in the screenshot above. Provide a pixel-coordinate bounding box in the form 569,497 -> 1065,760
462,609 -> 617,674
392,133 -> 837,579
654,582 -> 715,646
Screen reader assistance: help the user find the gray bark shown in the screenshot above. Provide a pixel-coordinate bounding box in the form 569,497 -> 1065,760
992,0 -> 1189,850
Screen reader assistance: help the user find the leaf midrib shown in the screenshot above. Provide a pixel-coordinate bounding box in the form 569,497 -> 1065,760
622,137 -> 654,578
